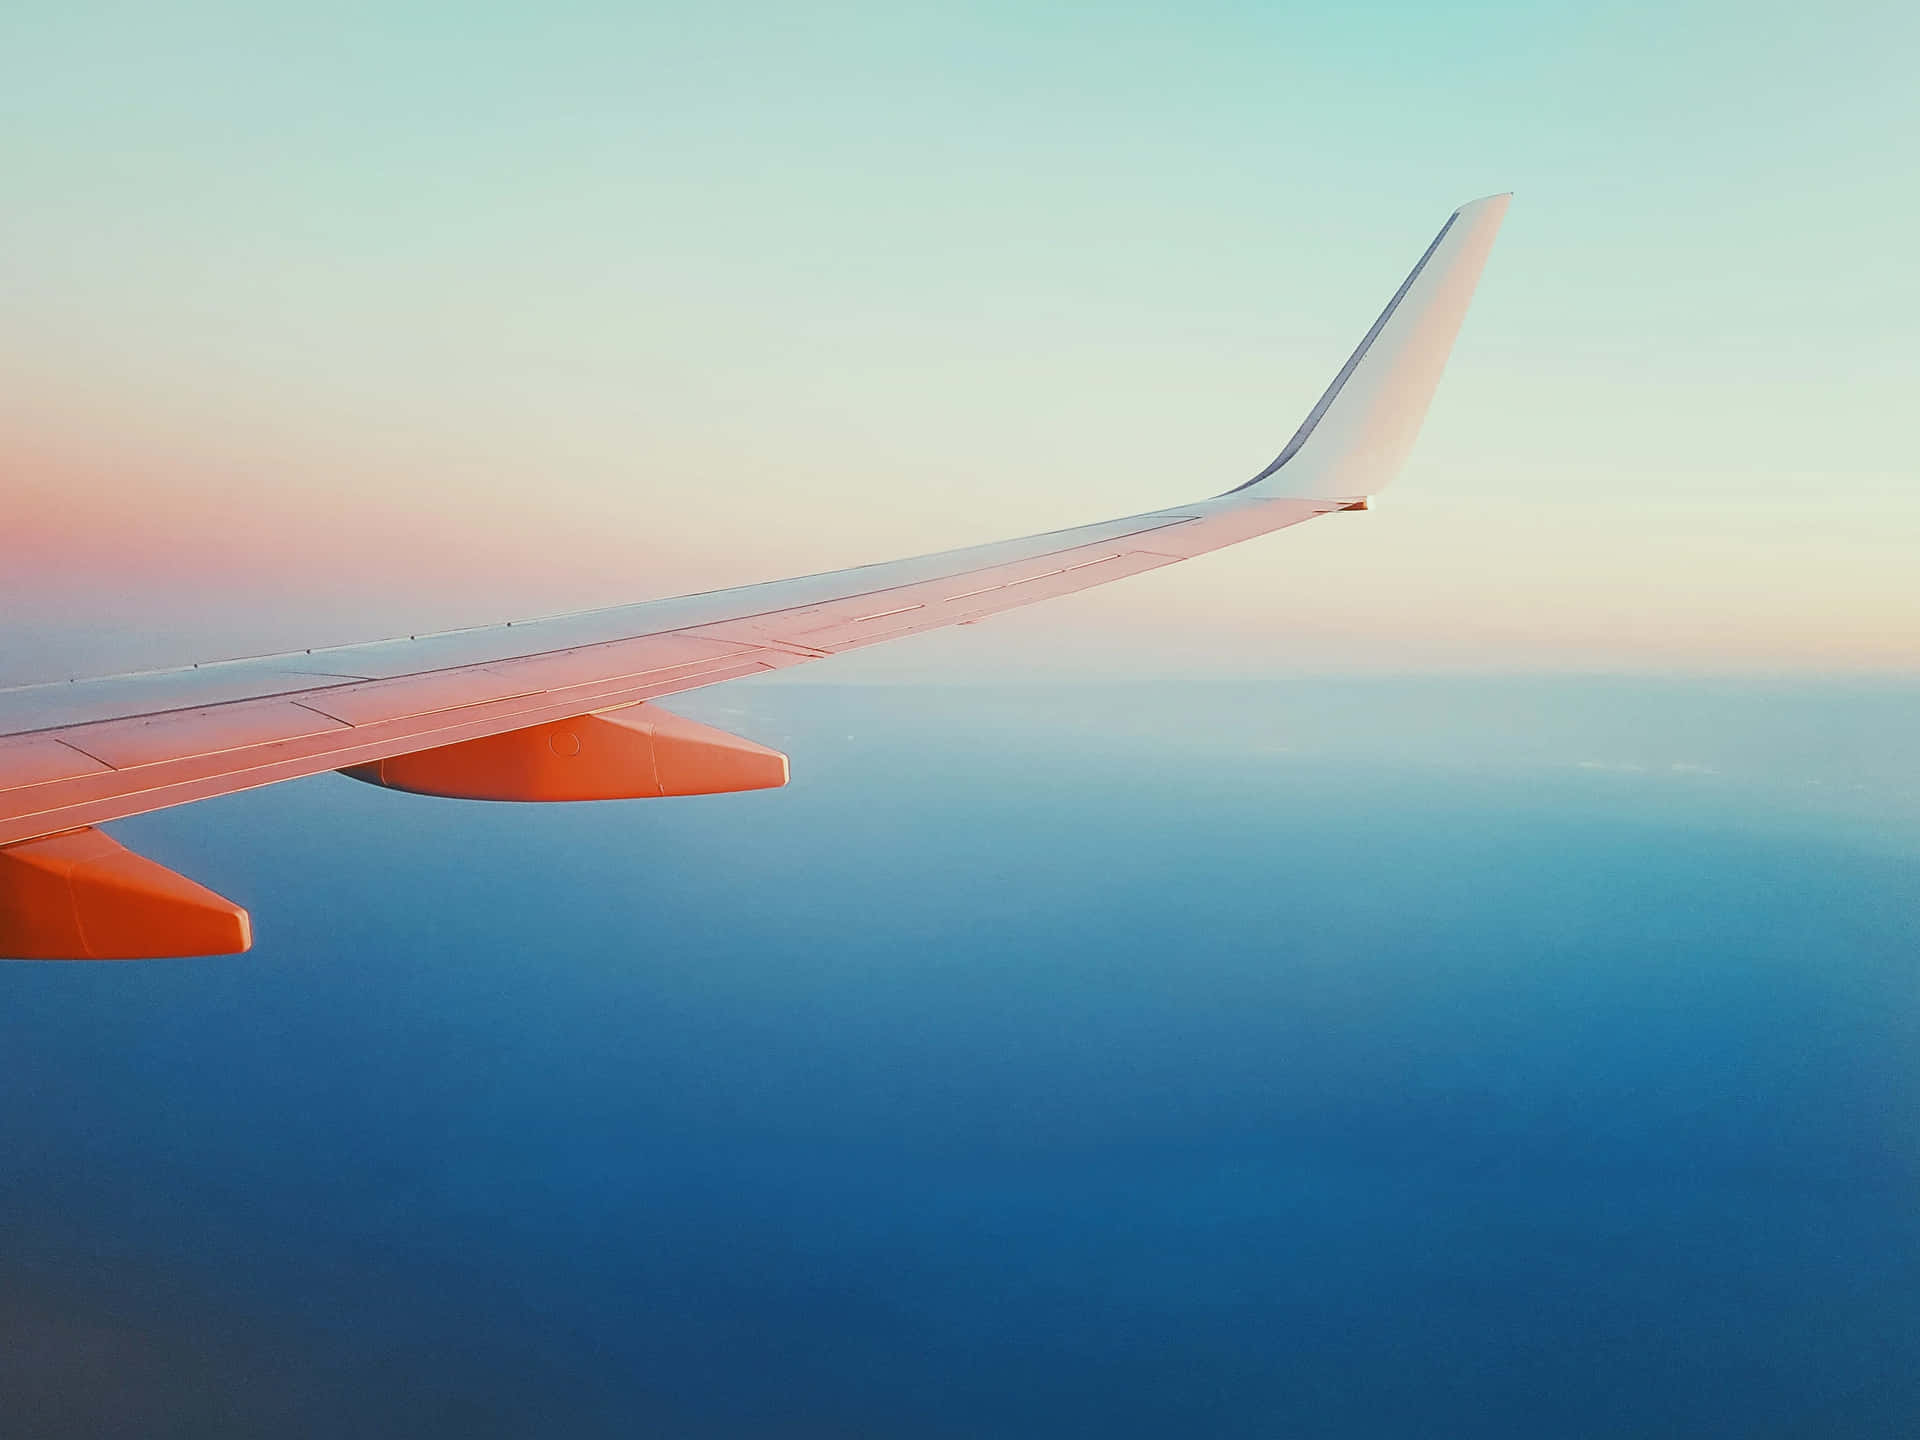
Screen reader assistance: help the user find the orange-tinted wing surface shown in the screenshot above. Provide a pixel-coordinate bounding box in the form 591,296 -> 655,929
0,196 -> 1509,956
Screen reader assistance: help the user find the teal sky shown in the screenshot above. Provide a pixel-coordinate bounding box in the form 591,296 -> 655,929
3,1 -> 1915,680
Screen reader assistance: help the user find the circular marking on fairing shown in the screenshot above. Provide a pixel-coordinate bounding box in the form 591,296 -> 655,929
549,730 -> 581,758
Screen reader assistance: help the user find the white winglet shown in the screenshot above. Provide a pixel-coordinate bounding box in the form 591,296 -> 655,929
1231,193 -> 1510,501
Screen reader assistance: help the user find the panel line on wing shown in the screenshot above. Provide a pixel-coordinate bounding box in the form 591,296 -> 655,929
0,735 -> 116,791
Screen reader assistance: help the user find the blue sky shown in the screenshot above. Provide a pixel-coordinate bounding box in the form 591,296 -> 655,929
2,0 -> 1915,679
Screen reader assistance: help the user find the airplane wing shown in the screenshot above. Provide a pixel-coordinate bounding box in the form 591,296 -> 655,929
0,195 -> 1509,958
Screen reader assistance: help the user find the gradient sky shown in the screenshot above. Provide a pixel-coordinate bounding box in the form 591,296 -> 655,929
5,13 -> 1920,1429
3,0 -> 1916,683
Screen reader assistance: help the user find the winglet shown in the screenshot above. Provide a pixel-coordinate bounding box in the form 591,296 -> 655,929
1229,193 -> 1510,501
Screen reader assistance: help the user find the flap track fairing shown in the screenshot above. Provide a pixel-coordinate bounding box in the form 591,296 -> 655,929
0,827 -> 251,961
339,703 -> 788,802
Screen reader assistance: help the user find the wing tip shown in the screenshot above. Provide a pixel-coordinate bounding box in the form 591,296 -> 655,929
1453,192 -> 1513,220
1223,194 -> 1510,501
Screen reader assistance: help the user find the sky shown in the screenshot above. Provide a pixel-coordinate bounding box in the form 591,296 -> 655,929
2,0 -> 1916,684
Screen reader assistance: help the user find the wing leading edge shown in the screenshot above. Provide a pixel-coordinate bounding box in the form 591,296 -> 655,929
0,195 -> 1509,957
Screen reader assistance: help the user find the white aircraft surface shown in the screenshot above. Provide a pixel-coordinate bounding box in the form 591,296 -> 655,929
0,195 -> 1510,958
